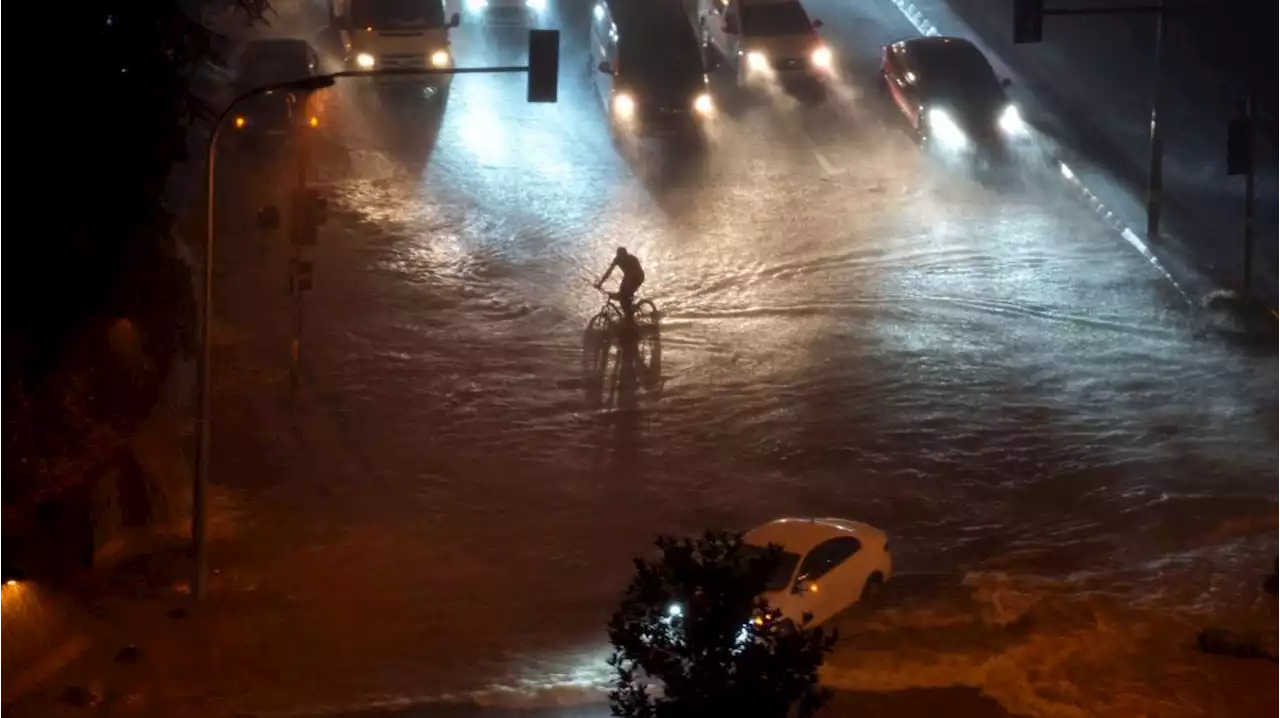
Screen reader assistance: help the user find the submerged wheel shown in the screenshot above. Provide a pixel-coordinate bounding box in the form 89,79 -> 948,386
860,573 -> 885,603
634,299 -> 659,325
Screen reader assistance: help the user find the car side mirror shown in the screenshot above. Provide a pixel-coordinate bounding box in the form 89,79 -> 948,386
448,12 -> 461,28
597,60 -> 614,75
813,19 -> 824,29
1000,77 -> 1012,89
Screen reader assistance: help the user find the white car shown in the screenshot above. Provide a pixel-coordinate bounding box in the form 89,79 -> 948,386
744,517 -> 892,628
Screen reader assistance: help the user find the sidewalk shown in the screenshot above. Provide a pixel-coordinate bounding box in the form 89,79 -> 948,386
899,0 -> 1277,310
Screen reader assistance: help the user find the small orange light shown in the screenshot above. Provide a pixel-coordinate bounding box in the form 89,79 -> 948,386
233,116 -> 246,129
752,616 -> 764,626
808,583 -> 819,593
366,26 -> 373,31
308,116 -> 320,128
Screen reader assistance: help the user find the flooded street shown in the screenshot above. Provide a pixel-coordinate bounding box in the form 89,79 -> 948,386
198,2 -> 1277,716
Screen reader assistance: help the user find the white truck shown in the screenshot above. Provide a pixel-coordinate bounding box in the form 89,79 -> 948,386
328,0 -> 460,86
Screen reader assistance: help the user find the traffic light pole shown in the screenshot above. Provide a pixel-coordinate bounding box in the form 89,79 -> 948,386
1241,93 -> 1255,299
1014,1 -> 1168,242
192,30 -> 560,601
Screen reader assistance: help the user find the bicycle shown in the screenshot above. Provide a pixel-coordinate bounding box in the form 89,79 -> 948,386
588,286 -> 659,334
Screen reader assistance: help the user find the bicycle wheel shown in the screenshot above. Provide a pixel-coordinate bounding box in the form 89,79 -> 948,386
634,299 -> 659,325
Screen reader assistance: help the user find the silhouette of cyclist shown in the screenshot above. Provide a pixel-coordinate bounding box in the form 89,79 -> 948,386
595,247 -> 645,323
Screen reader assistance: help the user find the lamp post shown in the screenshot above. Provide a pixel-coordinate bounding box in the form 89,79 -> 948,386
191,29 -> 558,600
193,74 -> 335,600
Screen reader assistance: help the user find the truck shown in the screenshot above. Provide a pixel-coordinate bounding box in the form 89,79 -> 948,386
328,0 -> 461,88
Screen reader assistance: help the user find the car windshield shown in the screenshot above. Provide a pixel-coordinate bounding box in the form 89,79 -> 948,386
350,0 -> 445,29
742,544 -> 802,592
618,35 -> 705,97
740,3 -> 814,37
236,43 -> 309,88
912,43 -> 1004,106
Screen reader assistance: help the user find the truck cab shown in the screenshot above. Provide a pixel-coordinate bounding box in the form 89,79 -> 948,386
697,0 -> 832,93
330,0 -> 460,87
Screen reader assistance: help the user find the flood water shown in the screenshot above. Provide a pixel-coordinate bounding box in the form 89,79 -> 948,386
200,3 -> 1278,716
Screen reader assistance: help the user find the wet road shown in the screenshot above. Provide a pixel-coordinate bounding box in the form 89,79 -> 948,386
203,2 -> 1278,716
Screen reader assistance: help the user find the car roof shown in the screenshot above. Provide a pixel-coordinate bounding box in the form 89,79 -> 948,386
744,517 -> 887,554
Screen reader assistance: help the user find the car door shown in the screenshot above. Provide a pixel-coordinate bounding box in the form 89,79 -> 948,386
781,537 -> 863,627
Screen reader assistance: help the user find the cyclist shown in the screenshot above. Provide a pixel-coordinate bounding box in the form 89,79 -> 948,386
594,247 -> 646,322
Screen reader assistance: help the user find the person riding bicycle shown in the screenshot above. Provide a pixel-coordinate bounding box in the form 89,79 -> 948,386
594,247 -> 645,323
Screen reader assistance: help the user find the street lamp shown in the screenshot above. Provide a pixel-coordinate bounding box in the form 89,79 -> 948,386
191,30 -> 560,600
193,73 -> 335,600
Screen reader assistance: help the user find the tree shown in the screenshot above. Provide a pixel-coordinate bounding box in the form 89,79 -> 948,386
3,2 -> 266,511
608,530 -> 838,718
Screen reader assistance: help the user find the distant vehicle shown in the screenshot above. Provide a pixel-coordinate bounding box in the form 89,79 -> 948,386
230,38 -> 329,148
590,0 -> 716,144
329,0 -> 460,89
698,0 -> 833,93
459,0 -> 548,26
743,517 -> 891,628
880,36 -> 1031,157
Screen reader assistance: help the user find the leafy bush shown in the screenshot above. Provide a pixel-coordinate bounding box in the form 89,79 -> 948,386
3,1 -> 267,506
608,529 -> 838,718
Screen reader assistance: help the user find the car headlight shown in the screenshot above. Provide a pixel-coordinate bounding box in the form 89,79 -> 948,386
355,52 -> 376,69
613,92 -> 635,120
466,0 -> 487,9
526,0 -> 546,9
746,51 -> 769,72
430,49 -> 451,68
692,91 -> 714,116
810,45 -> 833,71
233,115 -> 247,130
926,108 -> 967,149
999,104 -> 1027,136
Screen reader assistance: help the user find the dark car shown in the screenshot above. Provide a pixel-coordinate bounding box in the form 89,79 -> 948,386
880,36 -> 1030,157
230,38 -> 329,149
590,0 -> 716,144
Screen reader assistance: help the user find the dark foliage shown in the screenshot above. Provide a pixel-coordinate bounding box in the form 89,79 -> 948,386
3,0 -> 267,503
608,529 -> 838,718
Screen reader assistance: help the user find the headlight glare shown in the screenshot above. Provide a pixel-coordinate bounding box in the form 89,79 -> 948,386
355,53 -> 376,69
810,46 -> 833,70
431,49 -> 451,68
999,104 -> 1027,136
927,108 -> 968,149
693,92 -> 715,116
746,51 -> 769,72
613,92 -> 635,119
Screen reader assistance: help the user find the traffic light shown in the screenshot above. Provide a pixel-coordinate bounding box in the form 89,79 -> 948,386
1013,0 -> 1044,44
1227,115 -> 1252,176
291,187 -> 328,246
527,29 -> 559,103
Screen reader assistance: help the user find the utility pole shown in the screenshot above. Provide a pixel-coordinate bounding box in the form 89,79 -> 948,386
1013,0 -> 1170,242
1145,0 -> 1166,242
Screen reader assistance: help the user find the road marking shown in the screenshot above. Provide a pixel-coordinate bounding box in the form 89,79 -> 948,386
804,134 -> 845,177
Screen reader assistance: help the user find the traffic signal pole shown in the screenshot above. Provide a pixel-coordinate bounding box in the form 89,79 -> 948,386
192,29 -> 560,601
1013,1 -> 1168,242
